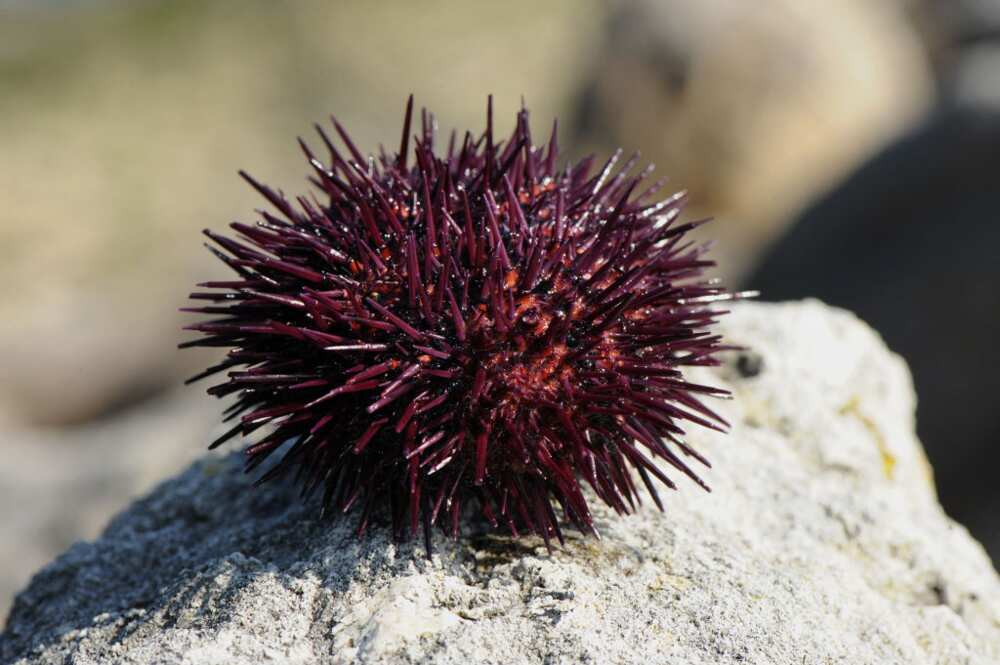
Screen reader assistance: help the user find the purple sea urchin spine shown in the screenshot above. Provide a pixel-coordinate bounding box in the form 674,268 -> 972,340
183,96 -> 739,551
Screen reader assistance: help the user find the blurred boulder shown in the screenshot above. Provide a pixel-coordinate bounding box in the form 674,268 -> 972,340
909,0 -> 1000,87
574,0 -> 932,281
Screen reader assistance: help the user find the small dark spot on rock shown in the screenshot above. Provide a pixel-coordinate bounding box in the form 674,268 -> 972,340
736,352 -> 764,378
930,581 -> 947,605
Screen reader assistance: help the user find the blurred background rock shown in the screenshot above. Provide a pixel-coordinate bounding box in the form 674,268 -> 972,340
0,0 -> 995,621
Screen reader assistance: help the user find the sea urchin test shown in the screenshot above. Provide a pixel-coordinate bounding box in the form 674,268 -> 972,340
182,97 -> 741,551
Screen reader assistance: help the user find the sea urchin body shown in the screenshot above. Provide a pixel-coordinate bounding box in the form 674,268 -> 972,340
183,97 -> 736,551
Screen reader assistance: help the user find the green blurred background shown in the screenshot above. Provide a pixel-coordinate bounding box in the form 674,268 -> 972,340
2,0 -> 984,620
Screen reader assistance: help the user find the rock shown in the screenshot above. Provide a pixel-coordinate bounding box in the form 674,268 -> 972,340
572,0 -> 932,282
2,301 -> 998,665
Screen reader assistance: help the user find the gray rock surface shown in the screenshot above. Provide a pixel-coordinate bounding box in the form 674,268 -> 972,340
2,301 -> 998,665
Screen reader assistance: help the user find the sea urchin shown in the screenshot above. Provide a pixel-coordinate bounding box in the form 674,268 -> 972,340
183,97 -> 737,551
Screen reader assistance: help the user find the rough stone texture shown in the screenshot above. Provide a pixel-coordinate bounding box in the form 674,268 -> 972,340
2,301 -> 998,665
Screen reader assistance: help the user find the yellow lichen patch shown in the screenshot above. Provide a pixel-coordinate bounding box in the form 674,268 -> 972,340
647,572 -> 693,593
839,396 -> 896,480
918,451 -> 937,495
